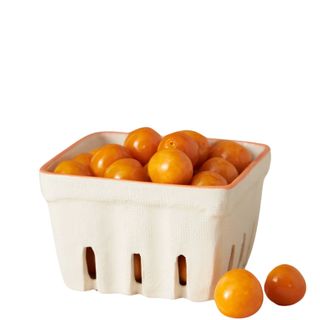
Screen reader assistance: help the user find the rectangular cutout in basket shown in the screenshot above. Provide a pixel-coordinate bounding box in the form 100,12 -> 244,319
40,132 -> 270,301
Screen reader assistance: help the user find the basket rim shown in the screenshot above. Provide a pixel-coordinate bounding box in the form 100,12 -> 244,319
39,131 -> 270,191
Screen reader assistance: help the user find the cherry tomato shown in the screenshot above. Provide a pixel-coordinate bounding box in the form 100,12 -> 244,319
158,132 -> 199,167
264,264 -> 306,306
104,158 -> 148,182
73,153 -> 92,167
148,149 -> 193,184
191,171 -> 227,187
90,144 -> 131,177
214,269 -> 263,318
54,160 -> 92,176
199,157 -> 239,183
180,130 -> 209,166
209,140 -> 253,172
124,127 -> 162,165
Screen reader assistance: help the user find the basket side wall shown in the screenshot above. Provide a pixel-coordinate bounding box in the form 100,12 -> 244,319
48,199 -> 221,301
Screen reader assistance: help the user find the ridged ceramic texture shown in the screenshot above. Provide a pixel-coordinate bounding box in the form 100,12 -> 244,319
40,132 -> 270,301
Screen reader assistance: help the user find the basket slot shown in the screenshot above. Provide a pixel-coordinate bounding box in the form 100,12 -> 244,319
243,220 -> 259,266
178,255 -> 187,286
85,247 -> 96,280
227,245 -> 235,271
133,254 -> 142,284
237,233 -> 247,268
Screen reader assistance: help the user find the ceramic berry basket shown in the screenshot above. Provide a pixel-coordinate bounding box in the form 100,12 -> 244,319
39,131 -> 271,301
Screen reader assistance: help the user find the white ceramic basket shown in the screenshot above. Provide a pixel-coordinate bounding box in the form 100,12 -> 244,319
40,132 -> 270,302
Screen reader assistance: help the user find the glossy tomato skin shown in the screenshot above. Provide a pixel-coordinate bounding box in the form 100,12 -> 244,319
264,264 -> 306,306
200,157 -> 239,183
73,153 -> 92,167
181,130 -> 209,166
148,149 -> 193,184
191,171 -> 227,187
158,132 -> 199,167
124,127 -> 162,165
90,144 -> 131,177
214,269 -> 263,318
104,158 -> 148,182
54,160 -> 92,176
209,140 -> 252,173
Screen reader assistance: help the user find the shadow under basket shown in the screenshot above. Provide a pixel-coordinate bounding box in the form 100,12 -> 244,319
39,131 -> 271,302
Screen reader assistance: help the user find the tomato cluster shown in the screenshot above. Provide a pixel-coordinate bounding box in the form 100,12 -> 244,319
54,127 -> 253,186
214,264 -> 306,318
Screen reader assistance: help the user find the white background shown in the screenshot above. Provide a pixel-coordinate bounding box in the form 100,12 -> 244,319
1,0 -> 319,319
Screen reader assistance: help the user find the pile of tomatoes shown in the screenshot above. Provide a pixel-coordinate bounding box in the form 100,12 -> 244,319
54,127 -> 253,186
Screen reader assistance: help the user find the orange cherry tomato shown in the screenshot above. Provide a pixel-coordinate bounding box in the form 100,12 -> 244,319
209,140 -> 253,172
104,158 -> 148,182
214,269 -> 263,318
124,127 -> 162,165
54,160 -> 92,176
199,157 -> 239,183
264,264 -> 306,306
191,171 -> 227,187
180,130 -> 209,166
90,144 -> 131,177
73,153 -> 92,167
148,149 -> 193,184
158,132 -> 199,167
